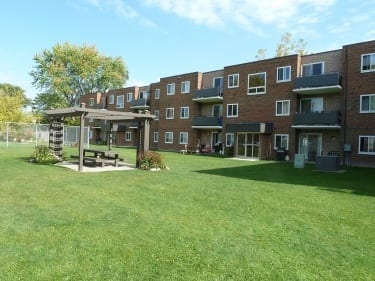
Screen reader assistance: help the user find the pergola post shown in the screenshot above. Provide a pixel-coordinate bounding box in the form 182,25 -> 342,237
78,112 -> 86,172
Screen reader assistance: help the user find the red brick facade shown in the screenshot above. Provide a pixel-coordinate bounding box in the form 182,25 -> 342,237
82,40 -> 375,167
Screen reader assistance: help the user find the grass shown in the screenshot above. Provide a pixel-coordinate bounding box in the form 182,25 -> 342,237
0,144 -> 374,280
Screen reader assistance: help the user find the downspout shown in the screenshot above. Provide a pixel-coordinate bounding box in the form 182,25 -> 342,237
343,47 -> 349,165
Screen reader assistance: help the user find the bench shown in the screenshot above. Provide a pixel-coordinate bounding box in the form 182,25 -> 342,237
70,155 -> 104,167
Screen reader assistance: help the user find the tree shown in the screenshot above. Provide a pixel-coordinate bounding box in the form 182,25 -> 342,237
275,32 -> 308,57
255,32 -> 309,59
30,42 -> 128,111
0,83 -> 28,122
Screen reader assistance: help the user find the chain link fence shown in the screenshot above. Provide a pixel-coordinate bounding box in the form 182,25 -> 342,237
0,122 -> 90,148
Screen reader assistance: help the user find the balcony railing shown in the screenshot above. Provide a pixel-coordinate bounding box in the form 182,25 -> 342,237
193,87 -> 223,103
293,72 -> 342,95
292,111 -> 341,128
192,116 -> 223,128
130,98 -> 150,109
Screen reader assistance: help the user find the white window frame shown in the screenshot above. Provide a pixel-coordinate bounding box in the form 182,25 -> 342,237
180,107 -> 189,119
360,94 -> 375,113
153,132 -> 159,143
167,83 -> 175,95
226,133 -> 234,147
277,66 -> 291,82
248,72 -> 266,95
275,100 -> 290,116
89,98 -> 94,106
179,132 -> 188,144
274,134 -> 289,150
302,62 -> 324,76
154,110 -> 159,120
181,81 -> 190,94
227,103 -> 238,118
358,135 -> 375,155
126,92 -> 133,102
228,74 -> 239,88
88,117 -> 93,123
109,95 -> 114,104
166,108 -> 174,119
155,88 -> 160,99
116,95 -> 124,108
125,131 -> 132,141
165,132 -> 173,144
361,53 -> 375,73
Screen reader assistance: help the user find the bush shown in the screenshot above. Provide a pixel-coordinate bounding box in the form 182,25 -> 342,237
32,145 -> 61,164
139,151 -> 166,170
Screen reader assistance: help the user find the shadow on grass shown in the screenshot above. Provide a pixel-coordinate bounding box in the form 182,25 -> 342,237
194,162 -> 375,197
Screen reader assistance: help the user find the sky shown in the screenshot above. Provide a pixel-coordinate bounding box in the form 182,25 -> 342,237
0,0 -> 374,100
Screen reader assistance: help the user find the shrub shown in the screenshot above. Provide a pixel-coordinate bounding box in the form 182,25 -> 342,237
32,145 -> 61,164
139,151 -> 166,170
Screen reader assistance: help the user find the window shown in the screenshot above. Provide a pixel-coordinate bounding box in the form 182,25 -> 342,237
116,95 -> 124,108
274,134 -> 289,150
153,132 -> 159,143
167,83 -> 175,95
165,132 -> 173,144
155,88 -> 160,99
226,133 -> 234,147
139,91 -> 148,99
180,107 -> 189,119
181,81 -> 190,93
109,95 -> 114,104
125,131 -> 132,141
154,110 -> 159,120
360,94 -> 375,113
88,117 -> 93,123
302,62 -> 324,76
127,93 -> 133,102
212,104 -> 223,117
227,103 -> 238,117
89,98 -> 94,106
89,130 -> 93,139
276,100 -> 290,116
179,132 -> 188,144
277,66 -> 291,82
300,97 -> 323,113
361,53 -> 375,72
166,108 -> 174,119
248,72 -> 266,94
359,136 -> 375,154
228,74 -> 239,88
213,77 -> 224,89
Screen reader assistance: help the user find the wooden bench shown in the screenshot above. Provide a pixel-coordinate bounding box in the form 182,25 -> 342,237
70,155 -> 104,167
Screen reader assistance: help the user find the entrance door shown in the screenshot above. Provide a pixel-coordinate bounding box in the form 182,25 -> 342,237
298,134 -> 322,161
236,133 -> 259,158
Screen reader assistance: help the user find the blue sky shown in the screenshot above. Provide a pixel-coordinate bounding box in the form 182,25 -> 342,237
0,0 -> 374,99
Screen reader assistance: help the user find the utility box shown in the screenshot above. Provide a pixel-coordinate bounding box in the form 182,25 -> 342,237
315,156 -> 340,172
294,154 -> 305,168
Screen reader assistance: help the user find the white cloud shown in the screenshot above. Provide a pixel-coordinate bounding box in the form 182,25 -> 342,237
143,0 -> 336,33
83,0 -> 157,28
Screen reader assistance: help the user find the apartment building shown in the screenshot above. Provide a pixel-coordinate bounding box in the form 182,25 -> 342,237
82,40 -> 375,167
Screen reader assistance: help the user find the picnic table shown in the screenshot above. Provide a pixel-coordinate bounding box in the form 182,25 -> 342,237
72,149 -> 122,167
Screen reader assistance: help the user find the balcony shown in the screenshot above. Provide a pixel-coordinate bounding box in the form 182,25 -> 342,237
193,87 -> 223,103
292,111 -> 341,129
130,98 -> 150,109
192,116 -> 223,129
293,72 -> 342,95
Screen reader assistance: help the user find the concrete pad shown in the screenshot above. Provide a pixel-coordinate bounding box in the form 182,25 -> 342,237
56,161 -> 136,173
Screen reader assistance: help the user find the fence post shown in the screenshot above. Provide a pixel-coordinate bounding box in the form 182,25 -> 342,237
6,122 -> 9,148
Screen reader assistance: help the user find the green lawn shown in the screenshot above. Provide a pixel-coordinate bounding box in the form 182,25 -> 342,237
0,145 -> 374,280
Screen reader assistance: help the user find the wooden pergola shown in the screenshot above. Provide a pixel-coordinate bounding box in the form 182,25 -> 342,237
44,105 -> 155,172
